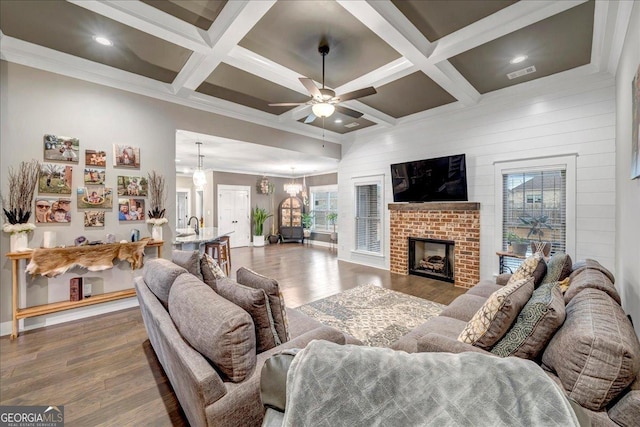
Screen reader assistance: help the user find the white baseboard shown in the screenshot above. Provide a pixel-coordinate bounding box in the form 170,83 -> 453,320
0,297 -> 139,337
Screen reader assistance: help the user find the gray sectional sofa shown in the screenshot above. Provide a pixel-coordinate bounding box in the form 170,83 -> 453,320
392,257 -> 640,426
134,257 -> 357,427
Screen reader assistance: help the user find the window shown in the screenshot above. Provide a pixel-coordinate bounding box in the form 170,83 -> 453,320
495,155 -> 576,272
310,185 -> 337,232
354,178 -> 383,254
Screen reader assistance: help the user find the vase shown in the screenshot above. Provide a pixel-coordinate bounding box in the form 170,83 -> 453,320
152,225 -> 163,241
10,231 -> 29,252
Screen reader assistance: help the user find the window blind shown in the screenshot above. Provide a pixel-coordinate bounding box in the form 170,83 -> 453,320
502,169 -> 566,271
310,187 -> 338,232
355,183 -> 381,253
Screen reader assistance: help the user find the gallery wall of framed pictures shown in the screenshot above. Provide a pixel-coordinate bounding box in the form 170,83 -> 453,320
38,134 -> 147,229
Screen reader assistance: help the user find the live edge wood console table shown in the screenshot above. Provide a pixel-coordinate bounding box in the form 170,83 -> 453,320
6,240 -> 163,339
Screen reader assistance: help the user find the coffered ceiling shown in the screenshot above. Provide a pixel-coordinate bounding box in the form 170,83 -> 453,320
0,0 -> 632,175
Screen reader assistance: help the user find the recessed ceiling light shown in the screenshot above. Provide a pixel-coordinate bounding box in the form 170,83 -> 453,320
93,35 -> 113,46
175,159 -> 181,162
510,55 -> 527,64
334,119 -> 343,124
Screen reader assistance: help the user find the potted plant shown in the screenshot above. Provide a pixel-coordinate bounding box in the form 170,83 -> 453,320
252,206 -> 272,247
301,211 -> 314,238
519,214 -> 553,256
326,212 -> 338,242
506,231 -> 528,256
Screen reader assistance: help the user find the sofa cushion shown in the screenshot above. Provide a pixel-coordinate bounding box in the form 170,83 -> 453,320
608,377 -> 640,427
236,267 -> 290,343
542,289 -> 640,411
491,281 -> 565,359
466,280 -> 503,298
570,259 -> 615,283
541,253 -> 573,285
168,274 -> 256,383
508,253 -> 547,287
440,294 -> 487,322
565,267 -> 621,305
458,277 -> 534,350
391,315 -> 468,353
215,277 -> 281,353
142,258 -> 187,307
171,250 -> 203,280
200,253 -> 226,291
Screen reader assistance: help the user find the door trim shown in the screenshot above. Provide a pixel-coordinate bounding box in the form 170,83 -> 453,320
176,187 -> 191,229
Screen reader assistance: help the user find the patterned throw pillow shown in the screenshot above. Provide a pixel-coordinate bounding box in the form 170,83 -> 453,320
200,253 -> 226,291
491,281 -> 566,359
541,253 -> 573,285
508,253 -> 547,287
458,277 -> 535,349
557,278 -> 571,293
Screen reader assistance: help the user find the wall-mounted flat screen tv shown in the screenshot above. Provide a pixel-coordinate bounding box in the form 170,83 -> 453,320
391,154 -> 468,202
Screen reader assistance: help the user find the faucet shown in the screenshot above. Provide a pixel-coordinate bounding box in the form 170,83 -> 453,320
187,216 -> 199,235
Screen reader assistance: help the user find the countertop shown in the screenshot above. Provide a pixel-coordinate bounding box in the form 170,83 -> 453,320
173,227 -> 228,244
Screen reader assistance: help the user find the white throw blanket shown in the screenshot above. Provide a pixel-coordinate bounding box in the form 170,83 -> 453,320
283,341 -> 580,427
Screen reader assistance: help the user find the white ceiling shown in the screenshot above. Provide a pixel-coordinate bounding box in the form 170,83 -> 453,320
175,129 -> 338,177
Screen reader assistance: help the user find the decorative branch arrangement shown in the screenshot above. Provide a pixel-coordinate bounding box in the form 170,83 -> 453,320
146,170 -> 167,221
1,160 -> 40,225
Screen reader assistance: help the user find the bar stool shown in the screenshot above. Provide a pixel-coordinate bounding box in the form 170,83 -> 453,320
204,239 -> 230,276
218,235 -> 231,272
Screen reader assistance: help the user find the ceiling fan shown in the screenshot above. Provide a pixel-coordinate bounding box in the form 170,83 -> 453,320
268,42 -> 377,123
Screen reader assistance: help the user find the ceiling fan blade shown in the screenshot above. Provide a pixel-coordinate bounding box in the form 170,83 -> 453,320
304,112 -> 317,123
335,105 -> 363,119
337,86 -> 377,102
268,102 -> 306,106
299,78 -> 322,99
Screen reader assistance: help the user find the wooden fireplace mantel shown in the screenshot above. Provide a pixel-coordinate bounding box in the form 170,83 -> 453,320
388,202 -> 480,211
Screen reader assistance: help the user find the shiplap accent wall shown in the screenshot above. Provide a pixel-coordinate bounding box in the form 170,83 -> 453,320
338,72 -> 616,280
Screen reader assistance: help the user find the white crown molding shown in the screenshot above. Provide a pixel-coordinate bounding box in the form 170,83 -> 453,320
604,0 -> 634,75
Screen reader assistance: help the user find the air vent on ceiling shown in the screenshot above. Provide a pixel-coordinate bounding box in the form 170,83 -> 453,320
344,122 -> 360,128
507,65 -> 536,80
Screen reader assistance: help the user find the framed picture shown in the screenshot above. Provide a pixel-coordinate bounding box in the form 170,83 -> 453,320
34,197 -> 71,223
84,168 -> 106,185
43,134 -> 79,163
39,163 -> 72,195
84,211 -> 105,227
118,198 -> 145,221
632,64 -> 640,180
117,175 -> 148,197
77,186 -> 113,209
113,144 -> 140,168
85,149 -> 107,167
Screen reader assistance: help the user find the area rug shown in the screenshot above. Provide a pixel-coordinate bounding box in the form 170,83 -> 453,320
295,284 -> 445,347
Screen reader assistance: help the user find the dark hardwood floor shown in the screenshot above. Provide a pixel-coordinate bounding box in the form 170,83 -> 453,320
0,244 -> 466,426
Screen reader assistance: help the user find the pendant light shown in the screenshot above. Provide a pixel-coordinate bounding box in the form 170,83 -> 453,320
192,141 -> 206,190
284,168 -> 302,197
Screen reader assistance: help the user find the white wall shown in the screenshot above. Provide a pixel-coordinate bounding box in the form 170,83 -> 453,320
0,61 -> 334,332
338,72 -> 617,281
615,2 -> 640,334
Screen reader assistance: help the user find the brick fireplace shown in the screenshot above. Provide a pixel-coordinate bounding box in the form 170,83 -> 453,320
389,202 -> 480,289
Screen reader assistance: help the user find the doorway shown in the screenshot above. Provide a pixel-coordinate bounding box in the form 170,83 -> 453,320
176,189 -> 191,229
217,185 -> 251,248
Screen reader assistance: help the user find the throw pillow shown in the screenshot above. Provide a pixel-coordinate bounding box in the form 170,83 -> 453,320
507,253 -> 547,287
458,277 -> 534,350
200,253 -> 226,291
236,267 -> 290,343
491,281 -> 566,359
168,274 -> 256,382
541,253 -> 573,285
215,277 -> 281,353
142,258 -> 187,307
557,278 -> 571,293
171,250 -> 203,280
542,289 -> 640,411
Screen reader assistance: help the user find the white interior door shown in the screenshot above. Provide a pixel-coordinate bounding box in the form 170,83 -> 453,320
176,189 -> 190,229
218,185 -> 251,248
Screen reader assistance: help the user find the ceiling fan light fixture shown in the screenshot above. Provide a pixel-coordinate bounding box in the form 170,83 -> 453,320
312,102 -> 335,118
